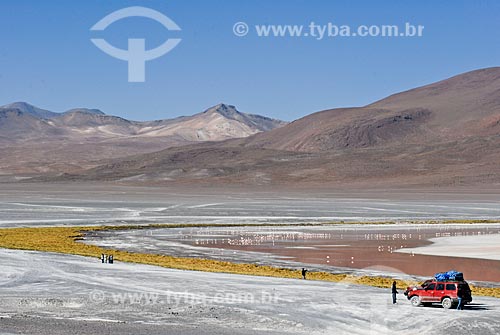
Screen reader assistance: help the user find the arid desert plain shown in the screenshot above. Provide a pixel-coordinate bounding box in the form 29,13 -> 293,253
1,183 -> 500,335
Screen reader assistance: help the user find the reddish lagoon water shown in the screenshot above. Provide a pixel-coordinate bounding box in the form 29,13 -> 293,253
176,225 -> 500,282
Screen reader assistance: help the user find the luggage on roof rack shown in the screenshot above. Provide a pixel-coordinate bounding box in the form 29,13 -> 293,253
434,270 -> 464,281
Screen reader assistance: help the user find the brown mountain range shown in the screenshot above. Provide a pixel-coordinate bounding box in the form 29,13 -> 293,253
237,67 -> 500,152
57,67 -> 500,188
0,103 -> 286,175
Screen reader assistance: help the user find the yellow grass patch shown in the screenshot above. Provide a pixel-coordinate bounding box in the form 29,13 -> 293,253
0,224 -> 499,298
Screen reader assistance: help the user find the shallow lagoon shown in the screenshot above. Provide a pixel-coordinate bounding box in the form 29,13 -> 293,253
86,224 -> 500,282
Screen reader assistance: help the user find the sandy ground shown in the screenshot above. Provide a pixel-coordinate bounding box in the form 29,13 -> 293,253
2,184 -> 500,227
2,184 -> 500,334
1,248 -> 500,335
398,234 -> 500,260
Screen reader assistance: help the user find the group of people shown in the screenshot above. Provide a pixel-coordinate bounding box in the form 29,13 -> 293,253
100,253 -> 114,264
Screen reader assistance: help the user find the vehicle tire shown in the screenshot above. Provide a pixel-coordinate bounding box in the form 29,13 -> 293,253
442,297 -> 452,309
410,295 -> 421,307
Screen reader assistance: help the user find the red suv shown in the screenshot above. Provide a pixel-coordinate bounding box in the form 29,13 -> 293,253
404,280 -> 472,309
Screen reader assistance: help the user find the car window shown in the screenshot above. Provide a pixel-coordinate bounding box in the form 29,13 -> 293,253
426,283 -> 435,290
446,283 -> 456,290
436,283 -> 444,290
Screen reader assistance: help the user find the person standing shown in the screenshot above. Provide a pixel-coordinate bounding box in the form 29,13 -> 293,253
101,253 -> 105,263
457,285 -> 464,310
392,281 -> 398,304
301,268 -> 308,280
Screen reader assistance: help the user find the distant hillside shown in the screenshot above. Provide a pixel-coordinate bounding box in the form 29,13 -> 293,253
0,102 -> 286,141
60,67 -> 500,188
0,102 -> 59,119
238,67 -> 500,152
0,102 -> 287,175
135,104 -> 287,141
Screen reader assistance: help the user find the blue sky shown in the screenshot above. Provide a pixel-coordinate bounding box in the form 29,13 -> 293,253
0,0 -> 499,121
